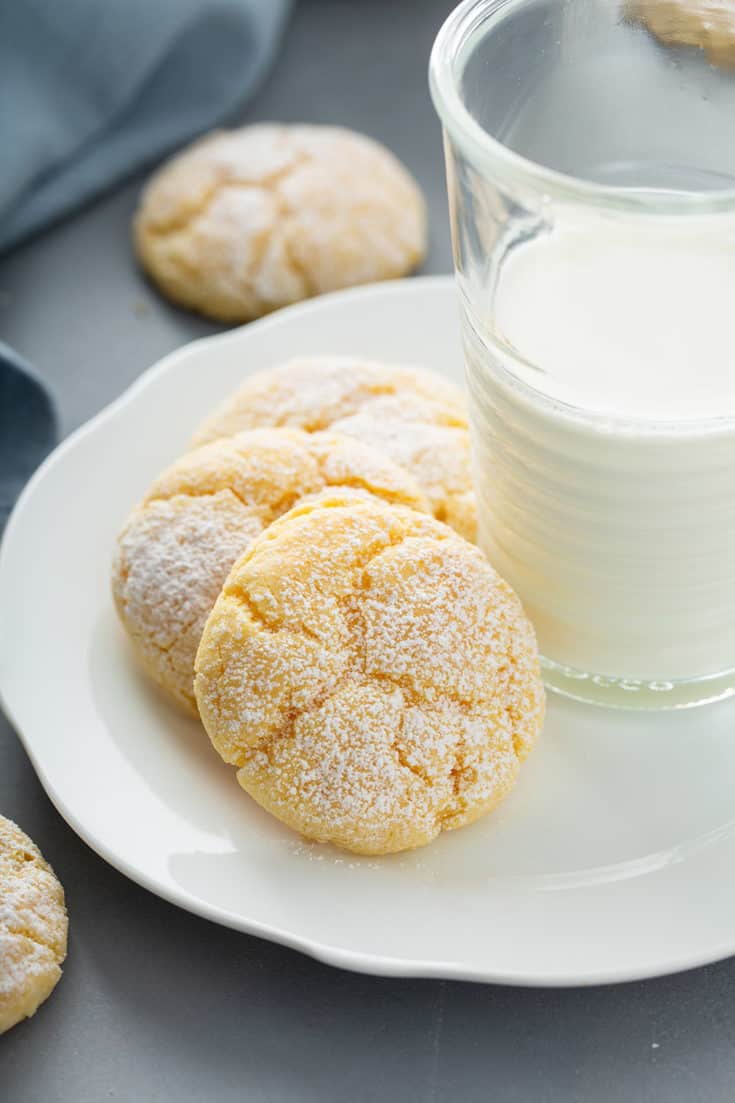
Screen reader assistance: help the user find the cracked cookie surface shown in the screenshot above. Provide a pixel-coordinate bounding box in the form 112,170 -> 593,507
0,816 -> 68,1034
134,124 -> 427,322
112,429 -> 428,712
193,356 -> 477,541
194,493 -> 544,855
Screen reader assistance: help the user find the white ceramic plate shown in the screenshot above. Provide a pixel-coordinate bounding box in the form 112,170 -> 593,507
2,276 -> 735,987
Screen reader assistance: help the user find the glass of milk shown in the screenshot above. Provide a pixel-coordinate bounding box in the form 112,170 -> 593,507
430,0 -> 735,708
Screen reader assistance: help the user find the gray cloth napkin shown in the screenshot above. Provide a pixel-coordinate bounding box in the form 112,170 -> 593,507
0,0 -> 292,532
0,0 -> 292,254
0,344 -> 58,535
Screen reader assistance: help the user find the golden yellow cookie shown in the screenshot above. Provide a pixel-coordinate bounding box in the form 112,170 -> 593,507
133,124 -> 427,322
0,816 -> 68,1034
194,493 -> 544,856
628,0 -> 735,67
193,356 -> 477,541
112,428 -> 428,712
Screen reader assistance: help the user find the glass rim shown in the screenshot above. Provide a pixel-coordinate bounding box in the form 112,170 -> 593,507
429,0 -> 735,216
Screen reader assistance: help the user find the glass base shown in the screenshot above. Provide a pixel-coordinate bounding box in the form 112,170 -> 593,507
541,656 -> 735,711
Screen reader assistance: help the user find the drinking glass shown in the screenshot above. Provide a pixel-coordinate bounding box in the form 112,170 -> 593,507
430,0 -> 735,708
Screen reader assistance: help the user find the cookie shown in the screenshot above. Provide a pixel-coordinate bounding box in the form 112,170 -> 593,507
193,356 -> 477,541
628,0 -> 735,68
194,493 -> 544,855
0,816 -> 68,1034
134,124 -> 427,322
112,428 -> 428,712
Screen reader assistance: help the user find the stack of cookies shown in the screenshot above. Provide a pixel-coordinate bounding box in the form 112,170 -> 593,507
112,356 -> 545,855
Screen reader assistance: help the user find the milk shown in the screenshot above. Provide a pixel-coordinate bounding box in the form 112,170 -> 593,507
465,214 -> 735,689
494,219 -> 735,420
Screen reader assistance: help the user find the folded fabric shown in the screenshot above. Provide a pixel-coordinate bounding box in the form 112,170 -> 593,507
0,0 -> 292,254
0,344 -> 58,535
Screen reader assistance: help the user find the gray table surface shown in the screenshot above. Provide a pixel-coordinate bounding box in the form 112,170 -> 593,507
2,2 -> 735,1100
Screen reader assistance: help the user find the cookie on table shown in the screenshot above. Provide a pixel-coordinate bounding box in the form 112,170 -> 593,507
0,816 -> 68,1034
628,0 -> 735,68
193,356 -> 477,541
111,428 -> 428,713
134,124 -> 427,323
194,492 -> 544,856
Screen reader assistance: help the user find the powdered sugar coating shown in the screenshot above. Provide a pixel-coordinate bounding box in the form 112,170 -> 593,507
134,124 -> 427,322
0,816 -> 68,1034
195,493 -> 544,855
193,356 -> 477,541
332,396 -> 475,538
112,429 -> 428,712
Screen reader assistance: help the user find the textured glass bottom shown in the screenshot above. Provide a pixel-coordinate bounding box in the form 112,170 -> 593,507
541,657 -> 735,711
